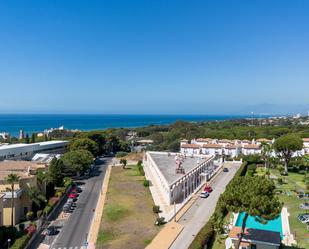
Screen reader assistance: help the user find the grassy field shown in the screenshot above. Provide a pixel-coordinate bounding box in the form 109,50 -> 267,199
256,168 -> 308,248
96,165 -> 160,249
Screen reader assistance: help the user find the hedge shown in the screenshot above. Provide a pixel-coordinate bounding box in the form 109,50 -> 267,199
188,222 -> 214,249
10,234 -> 31,249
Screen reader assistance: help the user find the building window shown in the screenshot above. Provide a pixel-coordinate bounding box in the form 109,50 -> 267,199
250,245 -> 256,249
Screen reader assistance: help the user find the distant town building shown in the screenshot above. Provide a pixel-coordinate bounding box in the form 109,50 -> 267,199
19,129 -> 24,140
0,132 -> 9,141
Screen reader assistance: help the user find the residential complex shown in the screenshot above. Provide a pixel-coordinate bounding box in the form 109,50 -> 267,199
180,138 -> 309,158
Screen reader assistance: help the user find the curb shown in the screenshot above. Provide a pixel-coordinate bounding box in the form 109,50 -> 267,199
88,163 -> 112,246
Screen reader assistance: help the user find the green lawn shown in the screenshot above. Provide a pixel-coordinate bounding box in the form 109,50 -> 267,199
97,165 -> 160,249
268,169 -> 308,248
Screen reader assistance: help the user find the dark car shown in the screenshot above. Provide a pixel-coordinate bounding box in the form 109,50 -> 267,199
46,226 -> 57,236
223,167 -> 229,172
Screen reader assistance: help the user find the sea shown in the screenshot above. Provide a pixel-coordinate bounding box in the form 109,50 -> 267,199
0,114 -> 257,137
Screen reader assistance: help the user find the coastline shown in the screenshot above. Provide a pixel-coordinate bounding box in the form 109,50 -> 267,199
0,114 -> 265,137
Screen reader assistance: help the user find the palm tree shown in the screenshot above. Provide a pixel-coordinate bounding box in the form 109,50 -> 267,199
5,173 -> 20,226
27,186 -> 47,210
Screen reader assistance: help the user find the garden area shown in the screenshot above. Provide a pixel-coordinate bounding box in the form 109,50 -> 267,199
255,167 -> 309,249
96,163 -> 160,249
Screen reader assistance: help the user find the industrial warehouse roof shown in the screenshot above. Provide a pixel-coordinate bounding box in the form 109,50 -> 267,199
147,152 -> 213,185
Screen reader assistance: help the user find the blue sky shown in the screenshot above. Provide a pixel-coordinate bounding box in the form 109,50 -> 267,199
0,0 -> 308,115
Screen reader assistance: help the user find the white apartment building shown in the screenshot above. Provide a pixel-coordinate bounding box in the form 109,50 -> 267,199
143,152 -> 215,205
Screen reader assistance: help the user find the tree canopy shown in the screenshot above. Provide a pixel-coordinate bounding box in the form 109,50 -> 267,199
70,138 -> 99,156
221,176 -> 282,249
274,134 -> 303,173
61,149 -> 93,175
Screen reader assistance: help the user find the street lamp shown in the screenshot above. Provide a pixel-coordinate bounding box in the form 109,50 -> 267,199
7,238 -> 11,249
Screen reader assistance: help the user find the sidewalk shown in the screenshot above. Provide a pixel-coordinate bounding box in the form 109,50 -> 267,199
145,222 -> 184,249
87,163 -> 112,248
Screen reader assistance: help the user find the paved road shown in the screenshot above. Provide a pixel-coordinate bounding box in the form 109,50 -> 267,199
50,157 -> 111,249
170,163 -> 241,249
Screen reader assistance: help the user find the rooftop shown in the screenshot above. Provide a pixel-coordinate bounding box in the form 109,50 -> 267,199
147,152 -> 213,185
0,160 -> 46,171
229,227 -> 281,245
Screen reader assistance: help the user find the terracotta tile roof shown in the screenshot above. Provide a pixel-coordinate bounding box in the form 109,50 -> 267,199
302,138 -> 309,142
225,144 -> 239,149
243,144 -> 261,149
181,144 -> 200,149
229,227 -> 281,245
256,138 -> 272,142
203,144 -> 222,149
218,139 -> 232,143
196,138 -> 212,142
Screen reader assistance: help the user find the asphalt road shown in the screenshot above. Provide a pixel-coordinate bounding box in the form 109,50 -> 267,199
50,157 -> 111,249
170,162 -> 241,249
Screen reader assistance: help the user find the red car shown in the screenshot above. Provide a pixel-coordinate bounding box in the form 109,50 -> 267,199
204,185 -> 213,193
68,193 -> 78,199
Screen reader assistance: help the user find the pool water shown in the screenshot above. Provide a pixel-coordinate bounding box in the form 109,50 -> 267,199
235,212 -> 283,238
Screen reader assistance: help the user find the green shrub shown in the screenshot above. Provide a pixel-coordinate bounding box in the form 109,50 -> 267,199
152,205 -> 160,213
143,179 -> 150,187
43,205 -> 53,215
137,160 -> 142,167
116,151 -> 128,158
277,178 -> 283,185
26,211 -> 34,221
10,233 -> 31,249
63,177 -> 73,188
36,210 -> 43,218
188,222 -> 214,249
155,217 -> 166,226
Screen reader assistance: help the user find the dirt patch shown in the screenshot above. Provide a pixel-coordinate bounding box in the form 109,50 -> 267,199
97,165 -> 160,249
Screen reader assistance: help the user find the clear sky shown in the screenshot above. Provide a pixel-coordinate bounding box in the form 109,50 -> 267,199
0,0 -> 308,115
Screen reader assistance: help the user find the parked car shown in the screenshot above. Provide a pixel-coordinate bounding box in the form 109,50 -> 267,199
223,167 -> 229,172
204,186 -> 213,193
68,193 -> 78,199
46,226 -> 57,236
200,191 -> 210,198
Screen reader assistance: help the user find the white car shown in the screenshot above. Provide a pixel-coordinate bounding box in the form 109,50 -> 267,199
200,191 -> 210,198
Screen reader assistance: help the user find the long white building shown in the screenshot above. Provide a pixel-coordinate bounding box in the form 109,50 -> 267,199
143,151 -> 216,205
0,141 -> 68,161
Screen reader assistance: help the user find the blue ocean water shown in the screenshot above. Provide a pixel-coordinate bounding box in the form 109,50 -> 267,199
0,114 -> 255,137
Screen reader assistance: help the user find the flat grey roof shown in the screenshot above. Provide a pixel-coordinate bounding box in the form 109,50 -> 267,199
148,152 -> 212,185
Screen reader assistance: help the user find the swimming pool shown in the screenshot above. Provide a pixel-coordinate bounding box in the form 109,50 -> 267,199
235,212 -> 283,238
